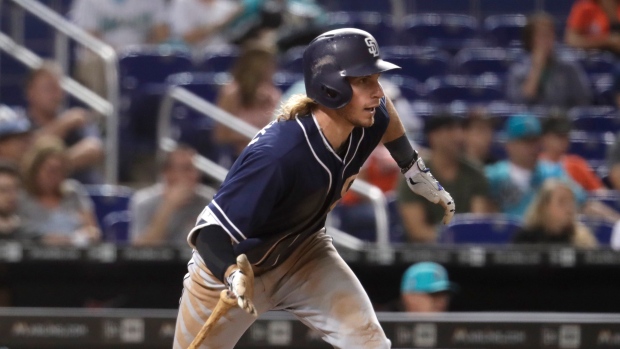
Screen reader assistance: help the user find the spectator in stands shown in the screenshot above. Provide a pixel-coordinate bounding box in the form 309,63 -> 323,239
485,114 -> 586,216
19,136 -> 100,246
25,63 -> 104,184
0,105 -> 32,166
0,162 -> 36,241
507,13 -> 592,109
513,179 -> 598,248
215,47 -> 281,164
130,145 -> 215,246
565,0 -> 620,54
169,0 -> 242,59
70,0 -> 170,96
398,115 -> 490,243
401,262 -> 457,313
463,108 -> 497,167
540,116 -> 605,192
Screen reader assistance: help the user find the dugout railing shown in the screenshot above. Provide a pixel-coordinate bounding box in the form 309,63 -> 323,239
157,86 -> 391,249
0,0 -> 120,184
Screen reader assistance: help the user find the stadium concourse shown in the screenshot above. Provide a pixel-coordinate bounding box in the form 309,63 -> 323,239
2,0 -> 620,348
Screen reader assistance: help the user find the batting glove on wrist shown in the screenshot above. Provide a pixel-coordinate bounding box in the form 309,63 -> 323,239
404,157 -> 456,225
225,254 -> 257,316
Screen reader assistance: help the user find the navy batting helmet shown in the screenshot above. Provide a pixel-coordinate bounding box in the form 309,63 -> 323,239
303,28 -> 400,109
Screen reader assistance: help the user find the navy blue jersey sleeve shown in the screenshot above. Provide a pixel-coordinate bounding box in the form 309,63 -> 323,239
205,150 -> 285,243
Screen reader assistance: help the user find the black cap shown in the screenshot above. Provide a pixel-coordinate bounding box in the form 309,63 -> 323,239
424,114 -> 461,135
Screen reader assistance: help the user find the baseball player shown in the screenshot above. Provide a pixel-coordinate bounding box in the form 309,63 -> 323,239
173,28 -> 455,349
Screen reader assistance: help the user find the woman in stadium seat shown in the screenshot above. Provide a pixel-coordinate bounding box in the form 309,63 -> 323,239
215,47 -> 282,166
18,136 -> 100,246
513,179 -> 598,248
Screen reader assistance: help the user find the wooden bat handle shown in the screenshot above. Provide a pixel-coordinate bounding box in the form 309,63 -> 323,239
188,290 -> 238,349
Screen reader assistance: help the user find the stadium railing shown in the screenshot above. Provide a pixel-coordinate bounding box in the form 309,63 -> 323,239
0,0 -> 120,183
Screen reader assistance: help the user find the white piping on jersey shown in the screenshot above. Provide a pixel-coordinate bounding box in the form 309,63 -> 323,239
195,205 -> 209,225
271,254 -> 280,266
212,200 -> 247,240
295,116 -> 332,199
288,233 -> 300,247
311,114 -> 349,163
189,207 -> 239,244
342,128 -> 364,178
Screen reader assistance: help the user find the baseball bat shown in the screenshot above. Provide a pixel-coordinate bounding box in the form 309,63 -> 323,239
188,289 -> 237,349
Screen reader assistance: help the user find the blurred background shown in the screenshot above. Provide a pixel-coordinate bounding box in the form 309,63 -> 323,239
2,0 -> 620,348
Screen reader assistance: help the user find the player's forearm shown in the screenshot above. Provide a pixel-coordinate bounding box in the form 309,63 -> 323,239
521,64 -> 544,100
67,138 -> 103,171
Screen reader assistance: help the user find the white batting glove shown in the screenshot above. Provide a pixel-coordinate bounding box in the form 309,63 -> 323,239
225,255 -> 257,316
403,157 -> 455,225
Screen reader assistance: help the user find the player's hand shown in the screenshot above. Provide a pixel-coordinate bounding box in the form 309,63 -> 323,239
225,254 -> 257,316
404,157 -> 455,225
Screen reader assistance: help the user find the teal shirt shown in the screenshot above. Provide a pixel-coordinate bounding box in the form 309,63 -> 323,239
485,160 -> 586,217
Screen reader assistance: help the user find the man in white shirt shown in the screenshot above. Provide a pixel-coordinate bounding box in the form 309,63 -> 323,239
70,0 -> 170,96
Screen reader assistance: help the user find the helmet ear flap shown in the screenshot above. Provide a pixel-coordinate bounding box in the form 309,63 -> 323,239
322,85 -> 338,99
317,79 -> 352,109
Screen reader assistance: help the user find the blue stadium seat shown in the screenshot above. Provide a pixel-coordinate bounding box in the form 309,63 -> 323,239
380,74 -> 422,101
409,0 -> 472,15
438,213 -> 522,244
590,74 -> 615,105
578,52 -> 615,75
569,132 -> 612,161
0,53 -> 28,106
543,0 -> 577,19
102,211 -> 132,244
569,106 -> 620,133
479,0 -> 536,17
557,48 -> 616,76
198,45 -> 240,73
453,47 -> 514,77
85,185 -> 134,242
167,71 -> 231,103
118,45 -> 194,90
484,14 -> 527,47
325,12 -> 396,46
425,75 -> 504,104
279,46 -> 305,73
382,46 -> 451,82
589,191 -> 620,212
23,12 -> 54,57
331,197 -> 405,243
402,14 -> 480,52
166,72 -> 232,162
580,218 -> 615,245
317,0 -> 391,13
117,45 -> 194,170
273,71 -> 303,92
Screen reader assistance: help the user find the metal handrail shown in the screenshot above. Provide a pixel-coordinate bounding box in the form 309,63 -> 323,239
157,86 -> 390,247
3,0 -> 119,184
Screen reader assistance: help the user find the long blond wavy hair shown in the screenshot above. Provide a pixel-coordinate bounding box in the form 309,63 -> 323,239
276,94 -> 318,121
523,179 -> 597,248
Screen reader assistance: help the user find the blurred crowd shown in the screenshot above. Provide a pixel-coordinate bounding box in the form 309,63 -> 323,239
4,0 -> 620,311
